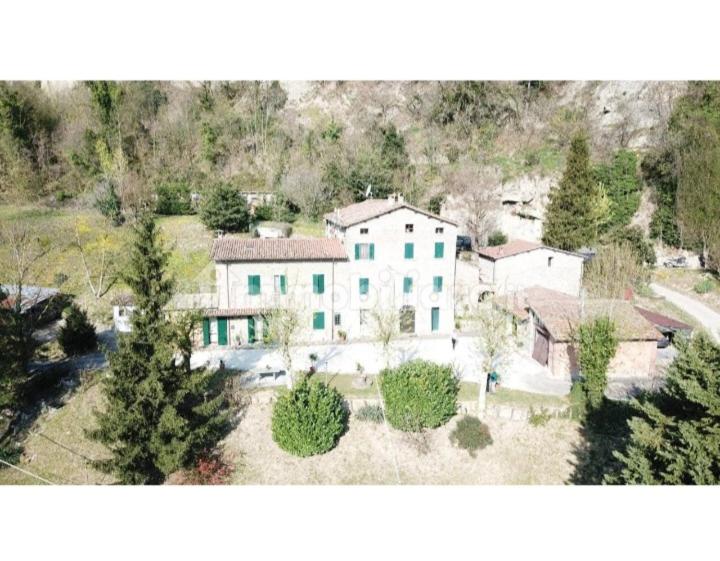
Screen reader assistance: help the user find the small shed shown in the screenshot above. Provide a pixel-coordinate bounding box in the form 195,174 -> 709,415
634,306 -> 693,342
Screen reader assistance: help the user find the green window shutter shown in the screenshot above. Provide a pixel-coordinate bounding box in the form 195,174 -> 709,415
404,243 -> 414,259
354,243 -> 361,260
313,311 -> 325,330
359,278 -> 369,295
217,318 -> 228,345
369,243 -> 375,260
403,277 -> 413,294
202,318 -> 211,346
280,275 -> 287,295
313,274 -> 325,294
248,275 -> 260,295
247,316 -> 256,344
431,308 -> 440,331
434,242 -> 444,258
433,276 -> 443,292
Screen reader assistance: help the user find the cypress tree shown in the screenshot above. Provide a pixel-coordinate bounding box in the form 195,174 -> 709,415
89,213 -> 230,484
609,334 -> 720,484
542,134 -> 598,250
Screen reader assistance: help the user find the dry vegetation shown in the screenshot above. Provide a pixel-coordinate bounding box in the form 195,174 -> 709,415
0,379 -> 580,485
653,268 -> 720,313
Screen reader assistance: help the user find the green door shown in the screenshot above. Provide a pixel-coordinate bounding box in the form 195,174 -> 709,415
202,318 -> 211,346
431,307 -> 440,332
217,317 -> 228,346
247,316 -> 256,344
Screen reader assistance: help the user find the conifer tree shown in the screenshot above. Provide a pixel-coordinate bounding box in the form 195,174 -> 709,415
542,134 -> 599,250
609,334 -> 720,484
90,213 -> 230,484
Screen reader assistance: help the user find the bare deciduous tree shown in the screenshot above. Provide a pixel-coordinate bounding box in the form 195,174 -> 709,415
72,218 -> 121,299
473,302 -> 516,413
264,297 -> 306,388
369,303 -> 400,369
278,160 -> 328,220
583,242 -> 647,299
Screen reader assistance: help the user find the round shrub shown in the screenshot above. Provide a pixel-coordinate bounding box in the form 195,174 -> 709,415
58,304 -> 97,356
380,360 -> 459,432
355,404 -> 384,423
271,378 -> 348,457
449,416 -> 492,457
199,183 -> 250,233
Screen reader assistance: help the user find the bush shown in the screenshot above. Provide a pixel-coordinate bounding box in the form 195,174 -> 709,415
253,202 -> 274,221
578,316 -> 618,409
155,181 -> 193,215
529,407 -> 552,427
569,381 -> 588,420
58,304 -> 97,356
199,183 -> 250,232
355,404 -> 384,423
95,182 -> 124,226
380,360 -> 459,432
608,225 -> 656,266
694,277 -> 715,294
185,449 -> 234,485
271,378 -> 348,457
487,230 -> 508,246
449,416 -> 492,457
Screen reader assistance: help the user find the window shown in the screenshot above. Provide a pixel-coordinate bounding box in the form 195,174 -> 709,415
403,277 -> 413,294
202,318 -> 211,347
405,224 -> 414,233
359,309 -> 369,325
547,256 -> 553,267
354,243 -> 375,260
248,275 -> 261,295
312,274 -> 325,294
360,228 -> 369,235
313,312 -> 325,330
359,277 -> 369,295
274,274 -> 287,295
334,313 -> 341,326
404,242 -> 414,259
434,242 -> 444,258
433,276 -> 443,293
435,227 -> 444,234
431,307 -> 440,332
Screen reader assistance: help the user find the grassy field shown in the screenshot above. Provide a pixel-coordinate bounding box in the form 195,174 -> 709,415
0,205 -> 217,324
653,268 -> 720,314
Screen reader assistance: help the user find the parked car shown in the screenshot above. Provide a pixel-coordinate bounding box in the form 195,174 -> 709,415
663,256 -> 687,268
456,235 -> 473,254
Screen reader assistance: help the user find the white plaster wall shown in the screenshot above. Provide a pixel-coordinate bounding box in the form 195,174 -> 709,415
485,248 -> 583,296
337,207 -> 458,338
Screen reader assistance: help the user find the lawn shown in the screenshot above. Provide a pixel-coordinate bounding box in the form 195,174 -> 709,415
487,387 -> 569,409
291,218 -> 324,238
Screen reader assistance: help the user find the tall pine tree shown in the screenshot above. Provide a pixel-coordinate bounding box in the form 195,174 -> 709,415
542,133 -> 599,250
609,334 -> 720,484
89,213 -> 230,484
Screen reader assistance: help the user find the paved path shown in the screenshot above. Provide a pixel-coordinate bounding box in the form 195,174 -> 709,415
650,282 -> 720,342
190,334 -> 571,396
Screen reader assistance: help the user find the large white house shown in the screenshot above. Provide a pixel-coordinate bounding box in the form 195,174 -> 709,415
476,240 -> 584,297
202,194 -> 458,347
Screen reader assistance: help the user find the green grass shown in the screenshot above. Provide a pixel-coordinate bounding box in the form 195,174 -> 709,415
487,387 -> 569,409
291,218 -> 324,238
458,382 -> 479,401
0,205 -> 218,321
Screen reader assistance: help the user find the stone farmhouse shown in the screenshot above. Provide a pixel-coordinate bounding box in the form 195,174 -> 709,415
499,286 -> 662,379
202,194 -> 458,347
476,240 -> 584,297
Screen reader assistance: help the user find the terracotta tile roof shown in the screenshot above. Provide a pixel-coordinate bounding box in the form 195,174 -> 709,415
324,198 -> 457,227
531,298 -> 662,342
211,237 -> 348,262
476,239 -> 583,261
634,306 -> 693,332
496,286 -> 661,342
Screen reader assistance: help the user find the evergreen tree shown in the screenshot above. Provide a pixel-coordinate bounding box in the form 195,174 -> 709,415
199,183 -> 250,232
0,287 -> 34,410
609,334 -> 720,484
89,214 -> 230,484
542,134 -> 599,250
58,304 -> 97,356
